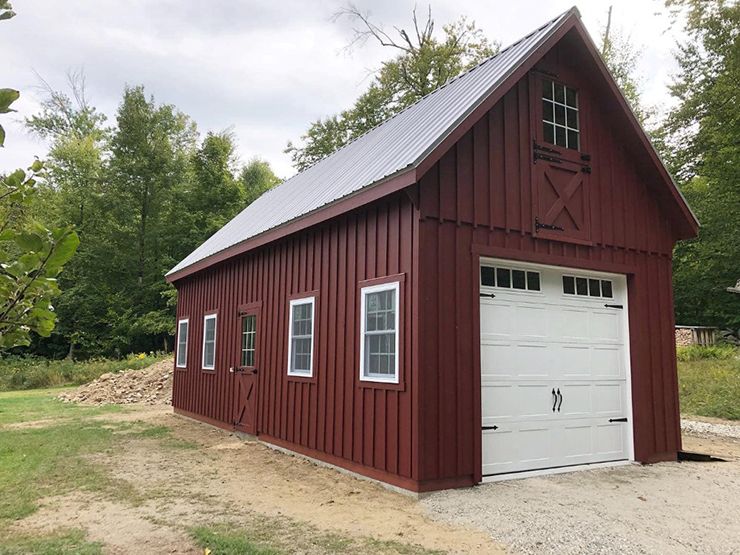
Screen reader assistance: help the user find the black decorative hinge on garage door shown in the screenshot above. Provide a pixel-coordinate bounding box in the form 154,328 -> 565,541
482,425 -> 499,431
604,304 -> 623,309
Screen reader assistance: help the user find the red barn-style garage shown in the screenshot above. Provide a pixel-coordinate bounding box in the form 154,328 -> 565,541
166,7 -> 698,493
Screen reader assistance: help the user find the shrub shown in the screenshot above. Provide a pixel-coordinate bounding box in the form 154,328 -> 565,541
676,344 -> 738,362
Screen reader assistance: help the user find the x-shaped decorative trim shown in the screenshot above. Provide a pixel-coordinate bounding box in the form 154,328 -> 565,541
541,167 -> 584,230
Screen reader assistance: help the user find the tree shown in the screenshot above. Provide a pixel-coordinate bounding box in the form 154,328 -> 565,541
660,0 -> 740,329
240,157 -> 281,205
24,72 -> 109,358
599,6 -> 653,126
0,2 -> 79,350
185,131 -> 244,241
286,5 -> 498,171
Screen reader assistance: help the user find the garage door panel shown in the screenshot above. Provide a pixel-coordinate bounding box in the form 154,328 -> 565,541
480,302 -> 514,336
592,347 -> 623,378
482,382 -> 555,420
515,305 -> 549,338
481,342 -> 551,379
558,308 -> 590,339
561,423 -> 594,462
594,423 -> 628,457
557,383 -> 592,418
592,383 -> 626,416
589,310 -> 622,342
480,259 -> 632,478
559,345 -> 591,378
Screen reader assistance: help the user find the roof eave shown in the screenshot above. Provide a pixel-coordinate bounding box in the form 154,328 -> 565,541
166,166 -> 418,283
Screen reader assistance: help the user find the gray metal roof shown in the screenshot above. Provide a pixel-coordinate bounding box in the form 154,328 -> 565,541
168,9 -> 573,277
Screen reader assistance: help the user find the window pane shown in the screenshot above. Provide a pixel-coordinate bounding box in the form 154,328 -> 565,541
365,332 -> 395,376
601,280 -> 613,298
496,268 -> 511,288
566,107 -> 578,129
565,86 -> 577,108
205,318 -> 215,341
589,279 -> 601,297
527,272 -> 541,291
542,79 -> 553,99
567,130 -> 579,150
563,275 -> 575,295
543,100 -> 553,122
204,342 -> 214,367
543,123 -> 555,144
555,125 -> 566,147
554,104 -> 565,125
554,83 -> 565,104
481,266 -> 495,287
512,269 -> 526,289
576,277 -> 588,296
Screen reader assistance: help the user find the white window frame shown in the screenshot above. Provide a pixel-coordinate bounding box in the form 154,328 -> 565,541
176,318 -> 189,368
359,281 -> 400,384
202,313 -> 217,370
287,296 -> 315,377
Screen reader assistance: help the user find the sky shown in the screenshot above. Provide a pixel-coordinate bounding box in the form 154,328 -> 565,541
1,0 -> 684,180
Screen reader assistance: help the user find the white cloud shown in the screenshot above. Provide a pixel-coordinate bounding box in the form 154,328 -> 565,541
1,0 -> 685,179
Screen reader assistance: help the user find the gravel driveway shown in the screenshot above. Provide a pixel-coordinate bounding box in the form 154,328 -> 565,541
422,432 -> 740,554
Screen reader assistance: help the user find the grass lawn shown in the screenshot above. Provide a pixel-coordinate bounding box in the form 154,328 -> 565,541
678,345 -> 740,420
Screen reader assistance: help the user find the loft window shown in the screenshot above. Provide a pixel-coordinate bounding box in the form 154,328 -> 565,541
202,314 -> 217,370
480,265 -> 541,292
360,282 -> 399,383
288,297 -> 315,376
542,79 -> 579,150
240,314 -> 256,367
176,318 -> 188,368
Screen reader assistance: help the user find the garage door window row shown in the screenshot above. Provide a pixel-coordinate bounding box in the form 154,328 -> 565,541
562,275 -> 613,298
480,266 -> 541,291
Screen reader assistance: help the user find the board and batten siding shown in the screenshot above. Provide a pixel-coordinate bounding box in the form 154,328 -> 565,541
173,193 -> 421,490
415,51 -> 681,485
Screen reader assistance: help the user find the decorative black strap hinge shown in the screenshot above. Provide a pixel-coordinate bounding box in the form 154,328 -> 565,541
535,217 -> 564,232
534,151 -> 563,164
609,417 -> 628,423
480,292 -> 496,299
482,425 -> 499,431
604,304 -> 623,309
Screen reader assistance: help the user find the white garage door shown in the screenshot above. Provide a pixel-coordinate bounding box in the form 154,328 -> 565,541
480,258 -> 633,477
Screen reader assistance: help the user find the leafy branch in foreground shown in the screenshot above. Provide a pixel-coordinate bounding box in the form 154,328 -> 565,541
0,162 -> 79,349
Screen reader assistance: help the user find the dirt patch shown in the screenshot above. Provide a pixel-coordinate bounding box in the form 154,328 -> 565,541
58,359 -> 173,406
12,406 -> 502,554
13,493 -> 199,555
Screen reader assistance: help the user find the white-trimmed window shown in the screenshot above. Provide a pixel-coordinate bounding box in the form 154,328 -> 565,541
360,281 -> 400,383
176,318 -> 189,368
287,297 -> 315,377
202,313 -> 217,370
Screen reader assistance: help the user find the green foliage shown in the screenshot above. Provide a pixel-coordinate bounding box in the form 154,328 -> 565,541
676,344 -> 738,362
0,164 -> 79,349
0,0 -> 18,147
21,75 -> 281,358
240,157 -> 281,206
678,348 -> 740,419
0,352 -> 167,391
190,526 -> 280,555
286,6 -> 498,170
660,0 -> 740,329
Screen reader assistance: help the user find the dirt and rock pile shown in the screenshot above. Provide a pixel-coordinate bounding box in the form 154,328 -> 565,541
59,358 -> 174,406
